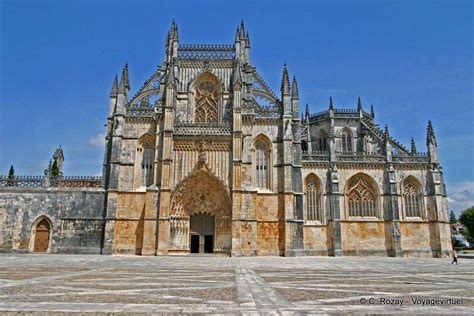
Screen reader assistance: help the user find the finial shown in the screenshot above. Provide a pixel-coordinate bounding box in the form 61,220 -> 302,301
329,96 -> 334,110
370,104 -> 375,118
357,96 -> 362,111
426,120 -> 437,146
281,62 -> 290,95
410,138 -> 417,154
291,76 -> 299,99
169,18 -> 178,39
110,74 -> 118,97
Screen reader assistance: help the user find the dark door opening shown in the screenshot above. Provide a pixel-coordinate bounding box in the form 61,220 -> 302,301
189,213 -> 215,254
190,234 -> 200,253
204,235 -> 213,253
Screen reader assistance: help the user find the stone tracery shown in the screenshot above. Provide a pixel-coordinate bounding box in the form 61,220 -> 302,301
403,177 -> 423,218
346,174 -> 378,217
195,81 -> 218,123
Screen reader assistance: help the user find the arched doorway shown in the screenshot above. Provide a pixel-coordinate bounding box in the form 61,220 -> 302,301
34,219 -> 51,253
190,213 -> 215,253
170,163 -> 232,255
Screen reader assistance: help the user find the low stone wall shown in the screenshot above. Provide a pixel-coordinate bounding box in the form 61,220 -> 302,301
0,188 -> 104,254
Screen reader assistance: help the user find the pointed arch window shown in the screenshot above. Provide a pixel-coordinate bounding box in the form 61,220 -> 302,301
341,129 -> 353,152
318,130 -> 328,152
136,135 -> 155,188
305,175 -> 322,222
255,137 -> 271,190
403,178 -> 423,218
195,81 -> 218,124
346,175 -> 378,217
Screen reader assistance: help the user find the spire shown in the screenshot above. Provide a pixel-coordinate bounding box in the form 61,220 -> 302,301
245,31 -> 250,47
410,138 -> 417,154
281,62 -> 290,95
426,120 -> 437,146
357,96 -> 362,111
235,26 -> 240,41
329,96 -> 334,110
118,63 -> 129,92
110,74 -> 118,97
240,19 -> 245,38
291,76 -> 299,99
169,18 -> 178,39
305,103 -> 310,119
370,104 -> 375,118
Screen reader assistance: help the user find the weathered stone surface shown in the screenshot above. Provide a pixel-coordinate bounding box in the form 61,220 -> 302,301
0,188 -> 104,254
0,254 -> 472,314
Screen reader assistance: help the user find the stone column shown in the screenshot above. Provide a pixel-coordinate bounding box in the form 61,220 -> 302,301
327,163 -> 342,257
384,164 -> 402,257
231,81 -> 243,256
157,77 -> 176,255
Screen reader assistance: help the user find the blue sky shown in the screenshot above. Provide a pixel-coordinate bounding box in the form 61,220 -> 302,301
0,0 -> 472,214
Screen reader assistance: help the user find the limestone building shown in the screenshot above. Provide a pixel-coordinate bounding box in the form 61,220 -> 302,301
0,21 -> 452,257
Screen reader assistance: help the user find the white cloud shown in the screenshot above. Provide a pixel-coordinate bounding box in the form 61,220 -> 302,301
446,181 -> 474,216
87,133 -> 105,147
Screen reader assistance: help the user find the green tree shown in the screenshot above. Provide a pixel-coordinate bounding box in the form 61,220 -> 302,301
459,206 -> 474,244
449,211 -> 457,224
6,165 -> 15,186
51,158 -> 60,177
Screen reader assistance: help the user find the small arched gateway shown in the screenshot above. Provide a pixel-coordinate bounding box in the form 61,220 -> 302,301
32,216 -> 52,253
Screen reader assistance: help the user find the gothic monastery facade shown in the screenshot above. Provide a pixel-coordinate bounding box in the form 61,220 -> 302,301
0,21 -> 452,257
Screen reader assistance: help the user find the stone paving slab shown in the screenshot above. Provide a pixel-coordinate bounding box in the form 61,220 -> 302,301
0,254 -> 472,314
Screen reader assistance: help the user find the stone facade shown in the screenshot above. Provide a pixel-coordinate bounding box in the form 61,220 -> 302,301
0,21 -> 451,257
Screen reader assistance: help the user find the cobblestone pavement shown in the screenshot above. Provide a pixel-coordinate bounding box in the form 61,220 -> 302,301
0,254 -> 472,314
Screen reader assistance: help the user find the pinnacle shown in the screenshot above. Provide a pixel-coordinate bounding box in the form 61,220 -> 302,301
357,96 -> 362,111
329,96 -> 334,110
110,74 -> 118,97
426,120 -> 437,146
305,103 -> 310,119
240,19 -> 245,37
281,62 -> 290,95
411,138 -> 417,154
119,62 -> 130,92
291,76 -> 298,99
370,104 -> 375,118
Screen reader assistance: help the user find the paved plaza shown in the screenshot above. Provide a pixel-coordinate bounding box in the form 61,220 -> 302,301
0,254 -> 472,314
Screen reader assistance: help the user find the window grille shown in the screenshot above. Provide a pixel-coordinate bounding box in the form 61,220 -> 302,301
341,129 -> 353,152
195,81 -> 218,124
255,141 -> 270,189
305,177 -> 322,221
403,179 -> 422,217
141,141 -> 154,187
347,176 -> 377,217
